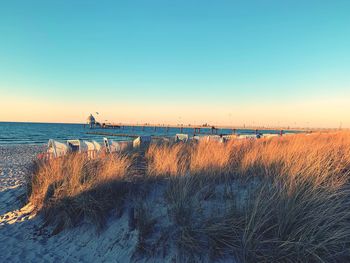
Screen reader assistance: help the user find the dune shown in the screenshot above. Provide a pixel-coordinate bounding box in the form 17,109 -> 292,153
1,132 -> 350,262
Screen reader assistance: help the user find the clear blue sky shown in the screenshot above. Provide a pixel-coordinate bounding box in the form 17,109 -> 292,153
0,1 -> 349,127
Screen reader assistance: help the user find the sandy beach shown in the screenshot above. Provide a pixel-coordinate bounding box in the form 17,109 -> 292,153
0,145 -> 143,263
0,145 -> 43,213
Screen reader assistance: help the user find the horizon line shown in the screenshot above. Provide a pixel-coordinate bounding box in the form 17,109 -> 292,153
0,120 -> 347,131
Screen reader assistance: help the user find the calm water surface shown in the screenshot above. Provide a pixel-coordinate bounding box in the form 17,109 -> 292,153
0,122 -> 298,145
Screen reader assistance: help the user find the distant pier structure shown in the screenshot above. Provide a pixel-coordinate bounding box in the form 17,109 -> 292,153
87,114 -> 96,128
84,119 -> 301,137
86,114 -> 120,129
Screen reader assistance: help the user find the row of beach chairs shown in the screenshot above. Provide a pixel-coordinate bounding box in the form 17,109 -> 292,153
45,139 -> 102,159
44,136 -> 153,159
175,133 -> 280,143
43,133 -> 281,160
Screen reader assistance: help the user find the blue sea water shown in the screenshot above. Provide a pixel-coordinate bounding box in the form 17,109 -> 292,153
0,122 -> 296,145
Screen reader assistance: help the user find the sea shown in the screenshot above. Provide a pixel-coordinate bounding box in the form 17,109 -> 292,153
0,122 -> 299,145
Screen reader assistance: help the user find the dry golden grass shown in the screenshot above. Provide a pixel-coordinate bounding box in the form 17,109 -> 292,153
146,143 -> 190,176
239,132 -> 350,184
190,140 -> 235,176
28,153 -> 131,231
30,153 -> 131,209
145,131 -> 350,261
146,132 -> 350,186
26,131 -> 350,261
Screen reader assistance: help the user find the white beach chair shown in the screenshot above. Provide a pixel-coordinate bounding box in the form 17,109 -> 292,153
47,139 -> 69,158
205,135 -> 226,143
237,134 -> 258,140
66,139 -> 89,153
175,133 -> 189,143
84,140 -> 101,158
192,135 -> 200,141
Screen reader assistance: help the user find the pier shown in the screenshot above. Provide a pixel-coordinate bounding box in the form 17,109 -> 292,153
87,124 -> 223,135
84,123 -> 302,138
85,113 -> 310,137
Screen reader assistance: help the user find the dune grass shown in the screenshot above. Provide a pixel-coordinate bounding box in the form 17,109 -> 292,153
27,131 -> 350,261
28,153 -> 132,232
147,132 -> 350,261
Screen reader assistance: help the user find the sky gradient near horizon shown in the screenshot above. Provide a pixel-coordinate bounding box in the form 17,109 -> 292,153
1,0 -> 350,128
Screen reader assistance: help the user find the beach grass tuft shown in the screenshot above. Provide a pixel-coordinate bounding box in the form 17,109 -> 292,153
28,153 -> 132,232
